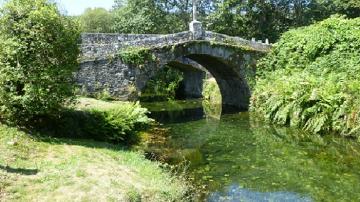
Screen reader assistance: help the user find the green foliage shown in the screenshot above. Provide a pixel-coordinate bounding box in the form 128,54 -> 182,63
206,0 -> 360,42
251,16 -> 360,139
85,103 -> 152,143
118,47 -> 156,66
94,88 -> 113,101
39,101 -> 152,144
112,0 -> 182,34
0,0 -> 80,124
140,66 -> 184,101
202,78 -> 221,104
79,8 -> 114,33
104,0 -> 360,41
111,0 -> 219,34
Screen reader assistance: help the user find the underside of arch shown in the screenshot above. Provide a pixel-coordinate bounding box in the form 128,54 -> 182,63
185,54 -> 251,111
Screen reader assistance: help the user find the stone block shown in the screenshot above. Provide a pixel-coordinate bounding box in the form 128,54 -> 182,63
189,21 -> 204,40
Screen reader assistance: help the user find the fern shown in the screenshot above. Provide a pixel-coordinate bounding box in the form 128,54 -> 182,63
251,16 -> 360,140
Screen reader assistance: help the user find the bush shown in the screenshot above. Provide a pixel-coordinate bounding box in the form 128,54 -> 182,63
0,0 -> 80,124
37,102 -> 152,144
140,66 -> 184,101
251,16 -> 360,138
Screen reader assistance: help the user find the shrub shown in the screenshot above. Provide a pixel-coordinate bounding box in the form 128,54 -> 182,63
94,88 -> 113,101
0,0 -> 80,124
251,16 -> 360,139
140,66 -> 184,101
37,102 -> 152,144
118,47 -> 156,66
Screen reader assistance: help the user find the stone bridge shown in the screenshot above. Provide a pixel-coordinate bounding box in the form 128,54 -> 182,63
77,21 -> 271,110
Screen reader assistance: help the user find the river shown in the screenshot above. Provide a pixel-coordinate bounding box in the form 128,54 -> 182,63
140,99 -> 360,202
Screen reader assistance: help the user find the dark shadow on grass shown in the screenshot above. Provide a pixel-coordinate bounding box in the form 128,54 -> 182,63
14,108 -> 148,153
32,134 -> 132,152
24,109 -> 146,149
0,165 -> 38,175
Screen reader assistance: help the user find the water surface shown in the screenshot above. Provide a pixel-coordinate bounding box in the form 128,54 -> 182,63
141,100 -> 360,202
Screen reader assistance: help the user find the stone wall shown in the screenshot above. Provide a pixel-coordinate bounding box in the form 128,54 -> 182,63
77,59 -> 138,100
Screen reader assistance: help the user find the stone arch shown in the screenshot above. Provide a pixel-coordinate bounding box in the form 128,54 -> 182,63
135,41 -> 261,111
138,61 -> 206,101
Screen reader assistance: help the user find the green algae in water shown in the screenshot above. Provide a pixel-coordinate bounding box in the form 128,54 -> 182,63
141,100 -> 360,201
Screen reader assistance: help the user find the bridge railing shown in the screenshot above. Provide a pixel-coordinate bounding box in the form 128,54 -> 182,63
80,31 -> 272,59
120,31 -> 192,48
81,31 -> 193,59
81,33 -> 163,44
205,31 -> 271,52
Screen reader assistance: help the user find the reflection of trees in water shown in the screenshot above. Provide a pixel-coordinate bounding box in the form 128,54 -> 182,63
202,100 -> 222,120
195,113 -> 360,202
142,99 -> 360,201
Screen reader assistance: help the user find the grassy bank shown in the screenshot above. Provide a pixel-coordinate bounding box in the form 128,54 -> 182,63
0,98 -> 189,201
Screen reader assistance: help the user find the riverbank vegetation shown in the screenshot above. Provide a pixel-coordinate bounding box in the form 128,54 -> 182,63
0,97 -> 189,201
36,98 -> 152,144
251,16 -> 360,139
140,67 -> 184,101
0,1 -> 190,201
0,121 -> 188,201
0,98 -> 189,201
0,0 -> 80,125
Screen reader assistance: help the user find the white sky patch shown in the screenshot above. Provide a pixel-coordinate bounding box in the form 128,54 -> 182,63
0,0 -> 114,16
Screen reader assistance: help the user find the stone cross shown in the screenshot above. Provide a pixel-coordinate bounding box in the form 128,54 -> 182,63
192,0 -> 197,21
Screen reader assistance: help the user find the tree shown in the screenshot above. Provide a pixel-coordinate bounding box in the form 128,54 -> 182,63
111,0 -> 217,34
112,0 -> 174,34
206,0 -> 360,42
79,8 -> 114,33
0,0 -> 80,124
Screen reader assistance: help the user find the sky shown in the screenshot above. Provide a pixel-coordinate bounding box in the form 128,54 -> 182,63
57,0 -> 115,16
0,0 -> 115,16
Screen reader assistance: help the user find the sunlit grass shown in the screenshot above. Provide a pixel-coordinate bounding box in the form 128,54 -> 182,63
0,99 -> 189,201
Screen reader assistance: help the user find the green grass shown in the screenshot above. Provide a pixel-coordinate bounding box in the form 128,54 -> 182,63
0,98 -> 189,202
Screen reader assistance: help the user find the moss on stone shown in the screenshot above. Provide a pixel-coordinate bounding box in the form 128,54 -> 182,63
118,47 -> 156,65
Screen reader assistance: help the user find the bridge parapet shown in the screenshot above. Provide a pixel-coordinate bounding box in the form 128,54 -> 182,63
81,33 -> 163,44
81,31 -> 193,59
120,31 -> 192,50
80,29 -> 271,60
204,31 -> 271,52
